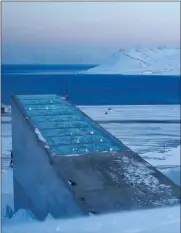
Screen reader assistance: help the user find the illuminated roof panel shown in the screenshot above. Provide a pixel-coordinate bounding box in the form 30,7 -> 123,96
17,94 -> 127,155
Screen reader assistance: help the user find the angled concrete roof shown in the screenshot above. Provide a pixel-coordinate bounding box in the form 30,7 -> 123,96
12,94 -> 180,219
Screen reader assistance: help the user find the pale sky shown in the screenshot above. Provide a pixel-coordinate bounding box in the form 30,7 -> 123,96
2,2 -> 180,64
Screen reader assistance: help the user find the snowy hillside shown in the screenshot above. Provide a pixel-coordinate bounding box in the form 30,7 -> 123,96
84,47 -> 180,75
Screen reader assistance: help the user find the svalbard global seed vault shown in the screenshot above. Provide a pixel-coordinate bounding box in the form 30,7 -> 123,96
11,94 -> 180,220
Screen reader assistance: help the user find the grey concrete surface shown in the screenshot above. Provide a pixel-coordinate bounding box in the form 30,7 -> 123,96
54,151 -> 180,214
11,96 -> 84,220
11,95 -> 180,220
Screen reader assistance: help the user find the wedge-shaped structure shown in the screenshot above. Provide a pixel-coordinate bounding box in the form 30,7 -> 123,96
11,94 -> 180,220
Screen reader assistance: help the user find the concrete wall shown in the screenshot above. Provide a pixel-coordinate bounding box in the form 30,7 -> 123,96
11,98 -> 83,220
11,95 -> 180,221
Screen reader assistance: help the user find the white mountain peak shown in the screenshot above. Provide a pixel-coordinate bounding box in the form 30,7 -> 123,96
84,46 -> 180,75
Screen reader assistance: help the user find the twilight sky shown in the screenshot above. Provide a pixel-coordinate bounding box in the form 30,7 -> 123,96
2,2 -> 180,64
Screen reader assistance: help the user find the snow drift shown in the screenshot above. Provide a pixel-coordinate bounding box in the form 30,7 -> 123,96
84,47 -> 180,75
3,205 -> 180,233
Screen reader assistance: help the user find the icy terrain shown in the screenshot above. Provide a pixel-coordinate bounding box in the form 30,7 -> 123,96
1,105 -> 180,232
3,205 -> 180,233
84,47 -> 180,75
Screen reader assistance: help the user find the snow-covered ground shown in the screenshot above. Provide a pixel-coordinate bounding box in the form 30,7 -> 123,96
1,105 -> 180,232
3,205 -> 180,233
80,105 -> 180,167
83,47 -> 180,75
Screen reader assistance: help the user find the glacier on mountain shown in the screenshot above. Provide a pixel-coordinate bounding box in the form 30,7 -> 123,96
83,47 -> 180,75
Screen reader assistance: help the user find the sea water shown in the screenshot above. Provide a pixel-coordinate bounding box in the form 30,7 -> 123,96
2,64 -> 180,105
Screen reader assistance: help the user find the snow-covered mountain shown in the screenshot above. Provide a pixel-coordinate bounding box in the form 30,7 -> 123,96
84,47 -> 180,75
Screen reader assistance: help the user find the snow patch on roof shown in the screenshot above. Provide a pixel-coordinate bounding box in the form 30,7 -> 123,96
108,155 -> 179,206
35,128 -> 47,143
